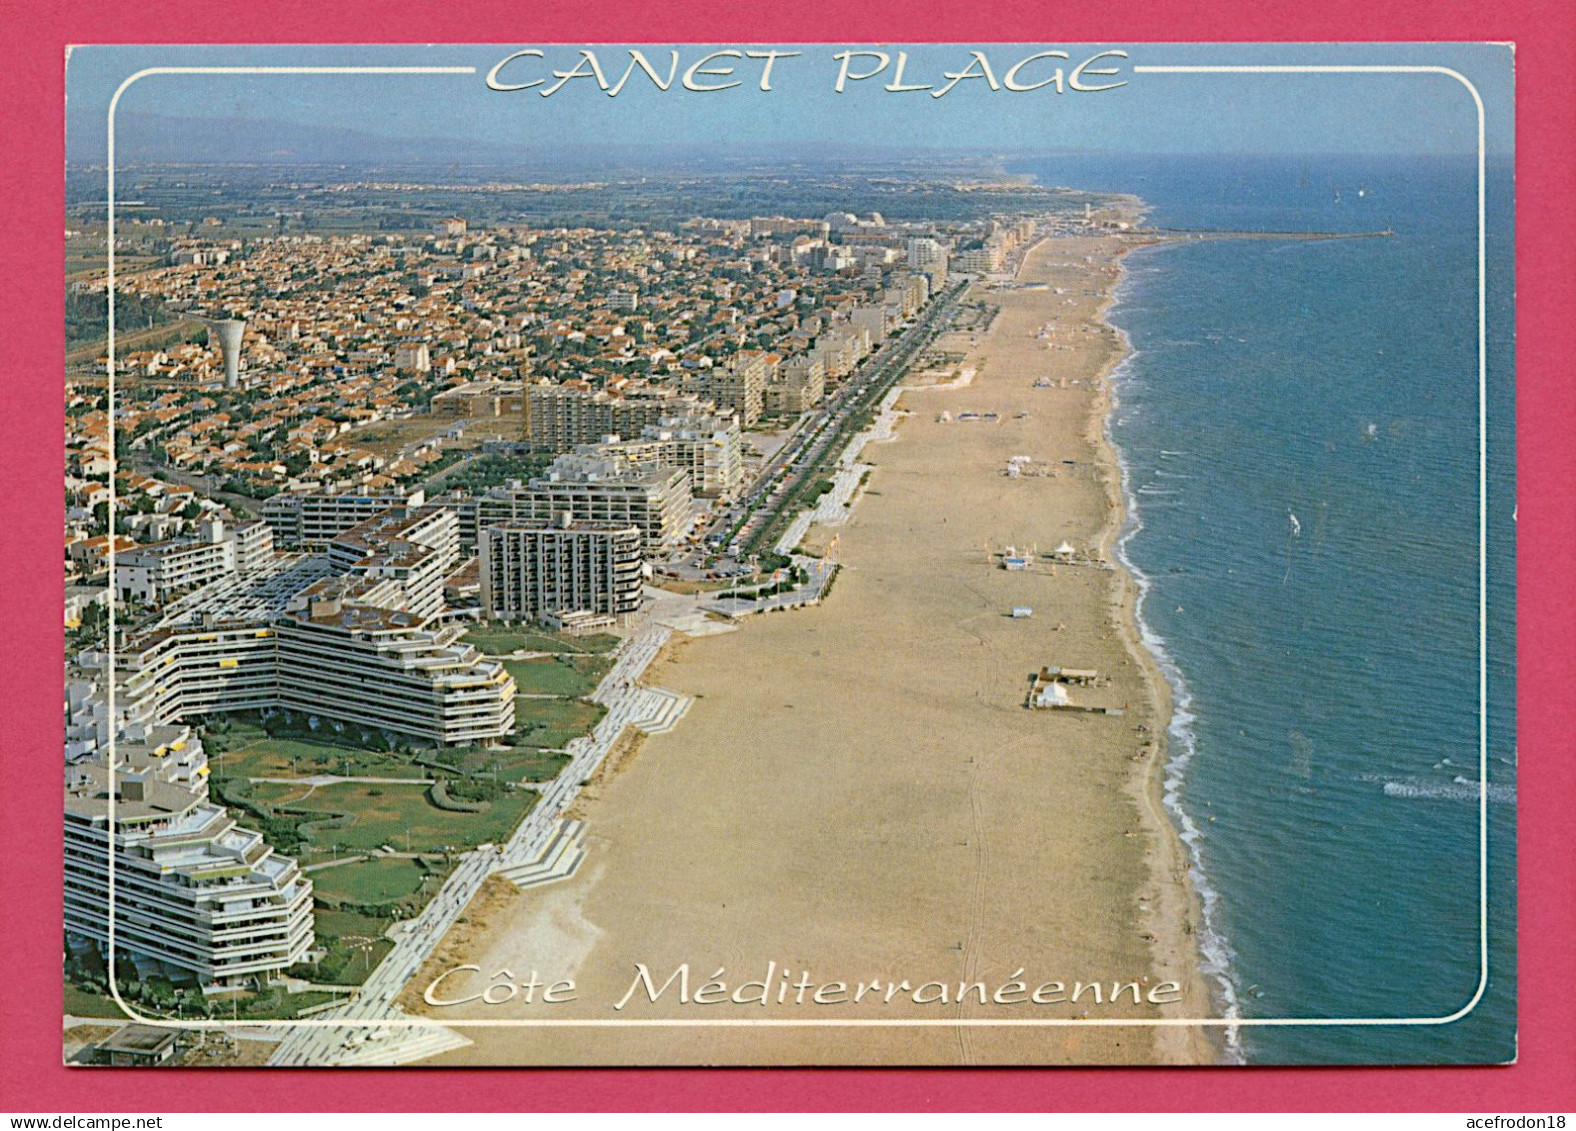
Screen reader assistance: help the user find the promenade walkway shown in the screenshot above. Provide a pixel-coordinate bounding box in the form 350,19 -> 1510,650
265,332 -> 917,1065
267,624 -> 679,1067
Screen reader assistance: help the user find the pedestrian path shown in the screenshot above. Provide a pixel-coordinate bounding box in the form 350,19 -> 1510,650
496,819 -> 586,889
267,625 -> 675,1067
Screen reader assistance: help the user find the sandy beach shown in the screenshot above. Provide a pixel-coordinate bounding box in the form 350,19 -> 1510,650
410,218 -> 1219,1065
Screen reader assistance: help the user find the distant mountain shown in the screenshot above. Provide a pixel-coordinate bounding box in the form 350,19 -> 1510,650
71,111 -> 555,167
67,111 -> 1027,175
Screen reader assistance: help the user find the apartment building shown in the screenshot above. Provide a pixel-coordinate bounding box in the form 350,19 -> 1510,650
907,236 -> 950,283
887,273 -> 931,316
525,385 -> 706,453
813,330 -> 864,381
574,414 -> 743,500
472,457 -> 693,554
271,583 -> 516,747
765,355 -> 826,415
326,507 -> 460,620
263,488 -> 426,550
100,572 -> 516,748
63,728 -> 315,990
117,618 -> 282,727
953,244 -> 1004,275
478,518 -> 642,624
105,610 -> 514,749
229,520 -> 274,571
430,379 -> 525,418
394,340 -> 431,373
637,414 -> 744,500
115,518 -> 275,607
688,352 -> 770,426
849,304 -> 890,347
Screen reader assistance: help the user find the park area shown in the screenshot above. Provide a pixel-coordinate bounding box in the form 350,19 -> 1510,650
188,628 -> 621,992
460,624 -> 620,656
505,654 -> 612,698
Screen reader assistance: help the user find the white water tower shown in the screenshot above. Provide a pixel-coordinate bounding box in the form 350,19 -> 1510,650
206,318 -> 245,389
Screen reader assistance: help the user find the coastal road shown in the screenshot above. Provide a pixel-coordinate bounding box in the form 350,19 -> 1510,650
738,280 -> 969,560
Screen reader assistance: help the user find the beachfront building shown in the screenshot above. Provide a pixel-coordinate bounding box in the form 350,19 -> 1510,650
470,457 -> 693,555
953,244 -> 1003,275
886,272 -> 931,317
478,518 -> 643,625
80,523 -> 515,752
325,506 -> 461,620
101,587 -> 516,748
525,384 -> 707,453
813,326 -> 876,382
271,582 -> 516,746
765,355 -> 826,415
687,352 -> 771,426
114,518 -> 274,607
644,415 -> 744,500
571,414 -> 743,501
262,488 -> 427,550
907,236 -> 950,287
63,727 -> 315,990
850,304 -> 891,347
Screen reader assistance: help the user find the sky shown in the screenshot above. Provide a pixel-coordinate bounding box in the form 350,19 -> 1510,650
65,43 -> 1514,163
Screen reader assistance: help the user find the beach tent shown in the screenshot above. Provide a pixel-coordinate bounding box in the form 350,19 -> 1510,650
1033,682 -> 1070,709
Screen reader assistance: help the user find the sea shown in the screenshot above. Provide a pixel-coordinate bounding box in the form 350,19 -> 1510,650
1010,153 -> 1516,1065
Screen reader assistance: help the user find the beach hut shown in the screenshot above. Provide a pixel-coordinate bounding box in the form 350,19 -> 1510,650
1051,541 -> 1076,561
1012,606 -> 1034,619
1032,681 -> 1070,709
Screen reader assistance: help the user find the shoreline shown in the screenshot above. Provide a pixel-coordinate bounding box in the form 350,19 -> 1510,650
410,211 -> 1220,1066
1098,241 -> 1245,1062
1083,237 -> 1225,1064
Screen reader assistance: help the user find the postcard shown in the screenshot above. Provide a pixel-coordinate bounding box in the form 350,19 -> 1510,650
59,42 -> 1515,1068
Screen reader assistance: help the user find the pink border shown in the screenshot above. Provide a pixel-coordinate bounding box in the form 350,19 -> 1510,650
4,0 -> 1573,1112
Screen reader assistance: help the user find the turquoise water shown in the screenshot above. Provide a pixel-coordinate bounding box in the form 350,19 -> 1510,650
1013,155 -> 1515,1064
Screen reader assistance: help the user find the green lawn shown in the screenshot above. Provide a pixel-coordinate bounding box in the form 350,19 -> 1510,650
300,935 -> 395,987
302,899 -> 399,986
314,908 -> 393,941
309,857 -> 432,905
434,745 -> 570,783
492,747 -> 573,783
514,699 -> 606,749
246,781 -> 315,807
504,656 -> 611,698
190,709 -> 593,986
463,626 -> 619,655
286,781 -> 537,855
64,984 -> 132,1019
210,735 -> 431,782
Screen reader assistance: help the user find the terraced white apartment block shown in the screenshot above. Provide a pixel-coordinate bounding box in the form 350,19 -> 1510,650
64,726 -> 315,989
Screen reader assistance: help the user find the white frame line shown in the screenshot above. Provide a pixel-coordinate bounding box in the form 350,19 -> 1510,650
98,58 -> 1493,1034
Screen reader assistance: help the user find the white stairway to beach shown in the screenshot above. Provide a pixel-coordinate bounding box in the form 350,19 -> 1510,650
268,625 -> 682,1066
496,818 -> 587,889
627,686 -> 692,734
330,1019 -> 473,1067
